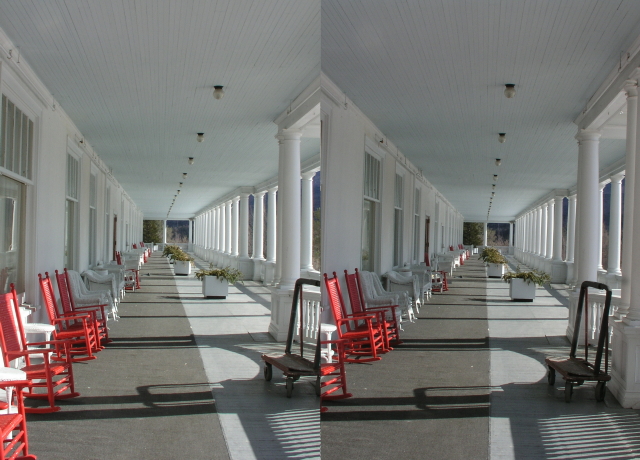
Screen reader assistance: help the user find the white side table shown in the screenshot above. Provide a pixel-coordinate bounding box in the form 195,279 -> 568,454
320,323 -> 337,363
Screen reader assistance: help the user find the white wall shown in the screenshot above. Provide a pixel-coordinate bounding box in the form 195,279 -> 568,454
320,74 -> 462,282
1,36 -> 143,307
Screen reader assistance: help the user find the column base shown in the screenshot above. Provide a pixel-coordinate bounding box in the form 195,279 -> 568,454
237,257 -> 254,280
608,321 -> 640,408
550,260 -> 567,284
252,258 -> 265,282
269,287 -> 295,342
264,261 -> 277,285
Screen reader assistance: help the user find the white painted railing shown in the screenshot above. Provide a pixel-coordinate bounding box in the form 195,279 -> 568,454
582,292 -> 621,347
295,288 -> 322,345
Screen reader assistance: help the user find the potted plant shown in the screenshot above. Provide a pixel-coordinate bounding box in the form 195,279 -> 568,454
195,264 -> 243,298
502,268 -> 551,301
163,244 -> 181,262
478,247 -> 507,278
171,250 -> 194,275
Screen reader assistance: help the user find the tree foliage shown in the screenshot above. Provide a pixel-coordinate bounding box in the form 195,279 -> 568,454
143,220 -> 163,244
463,222 -> 483,246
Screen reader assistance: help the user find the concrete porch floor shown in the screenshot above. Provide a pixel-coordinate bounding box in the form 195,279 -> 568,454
322,256 -> 640,460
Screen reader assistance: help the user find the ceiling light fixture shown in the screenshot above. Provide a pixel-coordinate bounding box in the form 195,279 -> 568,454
213,85 -> 225,100
493,174 -> 498,181
188,157 -> 194,165
182,173 -> 188,179
492,184 -> 496,189
504,84 -> 516,98
495,158 -> 502,166
498,133 -> 506,144
177,190 -> 181,194
491,192 -> 495,196
197,133 -> 204,143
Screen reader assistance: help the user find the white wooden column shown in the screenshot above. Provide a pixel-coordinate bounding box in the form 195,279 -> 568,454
567,195 -> 577,262
483,222 -> 487,246
300,171 -> 315,271
575,130 -> 601,285
232,196 -> 240,257
621,80 -> 638,312
278,129 -> 302,289
163,220 -> 167,244
546,199 -> 554,259
266,187 -> 277,263
210,209 -> 216,252
608,173 -> 624,275
534,207 -> 541,255
598,182 -> 607,271
540,203 -> 548,258
224,200 -> 232,255
553,196 -> 564,261
189,219 -> 193,247
253,192 -> 265,260
239,193 -> 250,259
220,203 -> 227,254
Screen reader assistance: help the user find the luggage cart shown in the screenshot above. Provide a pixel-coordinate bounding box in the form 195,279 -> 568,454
545,280 -> 612,403
262,278 -> 322,398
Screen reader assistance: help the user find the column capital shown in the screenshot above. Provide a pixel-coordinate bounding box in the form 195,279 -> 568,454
279,128 -> 303,140
599,181 -> 609,191
268,186 -> 278,193
254,190 -> 267,198
575,129 -> 601,142
301,170 -> 316,180
554,195 -> 564,205
624,76 -> 639,97
569,194 -> 577,202
611,172 -> 625,183
547,198 -> 555,206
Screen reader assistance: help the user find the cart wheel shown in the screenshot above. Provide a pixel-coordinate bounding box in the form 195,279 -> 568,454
595,382 -> 606,402
315,376 -> 321,397
264,363 -> 272,382
547,368 -> 555,386
564,381 -> 573,403
286,378 -> 294,398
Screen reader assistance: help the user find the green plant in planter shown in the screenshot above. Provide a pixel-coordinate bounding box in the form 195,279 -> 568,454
170,250 -> 194,265
163,245 -> 181,258
195,264 -> 243,284
478,247 -> 507,265
502,267 -> 551,286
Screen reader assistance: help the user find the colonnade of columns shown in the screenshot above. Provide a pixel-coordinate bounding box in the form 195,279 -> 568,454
192,133 -> 319,289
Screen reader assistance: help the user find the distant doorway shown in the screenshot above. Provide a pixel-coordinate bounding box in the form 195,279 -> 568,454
424,216 -> 431,265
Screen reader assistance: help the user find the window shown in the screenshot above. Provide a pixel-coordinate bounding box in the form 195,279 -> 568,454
0,95 -> 33,180
413,188 -> 421,262
0,176 -> 25,293
89,173 -> 97,266
362,152 -> 381,271
65,153 -> 79,269
393,174 -> 403,267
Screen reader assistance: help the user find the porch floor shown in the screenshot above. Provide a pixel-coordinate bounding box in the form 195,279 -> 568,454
322,256 -> 640,459
26,251 -> 319,460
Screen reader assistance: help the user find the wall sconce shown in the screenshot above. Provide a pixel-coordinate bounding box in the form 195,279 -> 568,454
498,133 -> 506,144
213,85 -> 225,100
188,157 -> 194,165
197,133 -> 204,143
504,84 -> 516,98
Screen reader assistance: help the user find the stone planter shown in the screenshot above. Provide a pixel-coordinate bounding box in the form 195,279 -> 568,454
202,276 -> 229,298
486,263 -> 505,278
174,260 -> 192,275
509,278 -> 536,302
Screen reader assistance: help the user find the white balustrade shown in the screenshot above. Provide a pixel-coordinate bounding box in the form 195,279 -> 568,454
294,289 -> 322,345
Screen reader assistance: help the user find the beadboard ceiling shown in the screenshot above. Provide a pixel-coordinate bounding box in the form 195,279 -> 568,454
0,0 -> 320,219
322,0 -> 640,221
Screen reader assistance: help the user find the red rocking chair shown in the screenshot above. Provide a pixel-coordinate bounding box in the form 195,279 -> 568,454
0,286 -> 79,413
324,272 -> 386,363
0,378 -> 38,459
38,273 -> 100,362
345,269 -> 402,347
320,339 -> 353,412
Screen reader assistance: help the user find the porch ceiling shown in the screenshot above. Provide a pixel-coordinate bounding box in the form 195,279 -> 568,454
0,0 -> 320,219
322,0 -> 640,222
